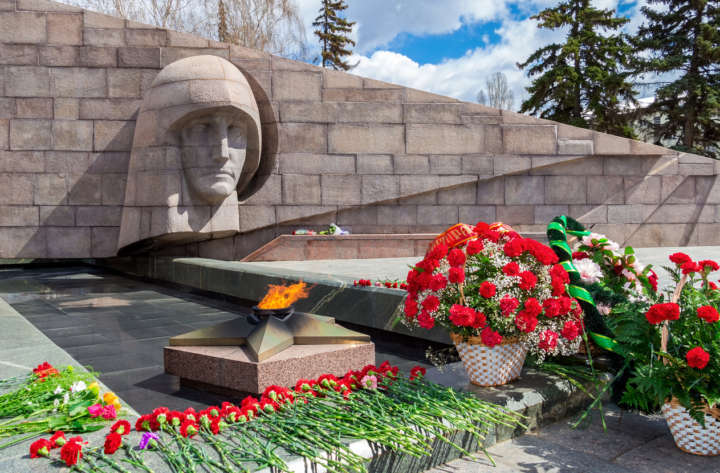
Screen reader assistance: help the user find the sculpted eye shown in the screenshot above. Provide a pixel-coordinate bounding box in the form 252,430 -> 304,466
228,126 -> 247,148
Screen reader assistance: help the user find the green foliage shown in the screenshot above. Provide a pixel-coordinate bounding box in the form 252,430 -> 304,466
632,0 -> 720,158
313,0 -> 356,70
518,0 -> 637,137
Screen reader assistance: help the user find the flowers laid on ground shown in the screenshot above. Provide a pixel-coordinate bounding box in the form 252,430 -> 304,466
24,361 -> 523,473
353,278 -> 408,290
0,362 -> 125,449
404,222 -> 583,361
608,252 -> 719,424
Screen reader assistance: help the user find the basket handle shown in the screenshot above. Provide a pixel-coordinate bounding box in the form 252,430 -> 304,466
661,274 -> 688,354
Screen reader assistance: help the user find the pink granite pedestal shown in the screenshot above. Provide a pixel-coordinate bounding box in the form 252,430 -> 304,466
164,342 -> 375,395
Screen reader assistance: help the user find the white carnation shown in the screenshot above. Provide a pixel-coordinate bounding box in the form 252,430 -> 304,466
574,258 -> 604,284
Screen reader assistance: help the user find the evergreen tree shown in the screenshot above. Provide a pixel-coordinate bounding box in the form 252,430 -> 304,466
633,0 -> 720,158
313,0 -> 356,70
218,0 -> 229,43
518,0 -> 637,137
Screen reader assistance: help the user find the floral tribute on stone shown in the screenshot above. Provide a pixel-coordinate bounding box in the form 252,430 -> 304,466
22,361 -> 523,472
404,222 -> 584,362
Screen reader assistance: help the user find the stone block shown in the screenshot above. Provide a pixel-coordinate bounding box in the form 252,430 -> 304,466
83,27 -> 125,47
322,88 -> 404,103
47,13 -> 82,45
272,70 -> 321,102
167,30 -> 208,47
607,204 -> 654,224
630,139 -> 668,155
0,44 -> 38,65
323,69 -> 362,88
0,173 -> 33,204
278,153 -> 354,174
505,176 -> 544,205
54,98 -> 79,119
679,163 -> 714,175
406,88 -> 457,103
46,227 -> 90,258
557,124 -> 593,140
660,175 -> 694,204
118,47 -> 160,68
241,174 -> 281,205
0,120 -> 6,150
0,227 -> 46,257
394,155 -> 429,174
0,150 -> 43,172
493,155 -> 532,175
17,0 -> 81,11
0,0 -> 13,10
108,69 -> 142,97
6,66 -> 50,97
39,45 -> 77,66
16,98 -> 52,118
10,119 -> 51,150
329,124 -> 404,154
83,11 -> 125,28
125,28 -> 167,47
496,205 -> 534,224
406,124 -> 484,154
362,175 -> 399,204
336,205 -> 378,225
374,205 -> 414,225
39,205 -> 74,226
0,12 -> 46,43
477,177 -> 504,204
545,175 -> 587,204
502,125 -> 557,154
459,205 -> 495,224
79,98 -> 141,120
594,132 -> 631,155
530,156 -> 604,176
624,176 -> 661,204
569,205 -> 608,224
68,173 -> 101,204
0,205 -> 38,226
280,102 -> 402,124
417,205 -> 459,225
53,120 -> 93,150
430,155 -> 462,175
696,224 -> 720,245
357,154 -> 393,174
438,182 -> 476,204
404,103 -> 464,124
161,47 -> 229,66
646,204 -> 714,224
238,204 -> 275,232
91,226 -> 119,257
461,154 -> 493,175
534,205 -> 569,225
76,205 -> 121,226
282,174 -> 320,205
604,156 -> 654,176
93,120 -> 134,151
51,68 -> 107,97
78,46 -> 117,67
101,173 -> 126,204
277,123 -> 326,153
0,100 -> 11,119
276,205 -> 336,224
587,176 -> 624,204
557,139 -> 593,155
696,176 -> 720,204
322,175 -> 361,205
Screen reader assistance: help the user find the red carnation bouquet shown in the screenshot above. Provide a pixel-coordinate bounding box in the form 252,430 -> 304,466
404,222 -> 584,361
609,252 -> 720,428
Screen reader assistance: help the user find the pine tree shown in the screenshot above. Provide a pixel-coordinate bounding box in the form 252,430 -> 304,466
518,0 -> 637,137
633,0 -> 720,158
313,0 -> 356,70
217,0 -> 229,43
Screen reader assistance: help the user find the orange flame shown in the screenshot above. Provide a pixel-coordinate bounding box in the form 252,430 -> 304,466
257,281 -> 310,309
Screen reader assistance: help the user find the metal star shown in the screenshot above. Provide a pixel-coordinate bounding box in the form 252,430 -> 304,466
169,311 -> 371,362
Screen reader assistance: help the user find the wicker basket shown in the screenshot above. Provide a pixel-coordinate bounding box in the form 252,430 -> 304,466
662,398 -> 720,456
450,333 -> 528,387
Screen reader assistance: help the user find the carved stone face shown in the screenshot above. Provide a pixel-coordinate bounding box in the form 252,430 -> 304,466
179,110 -> 248,204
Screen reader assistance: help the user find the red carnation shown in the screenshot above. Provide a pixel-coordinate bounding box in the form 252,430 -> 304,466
686,347 -> 710,370
466,239 -> 483,255
404,298 -> 418,319
104,433 -> 122,455
699,260 -> 720,272
550,264 -> 570,284
527,240 -> 558,265
110,420 -> 131,436
428,243 -> 449,261
645,303 -> 680,325
471,310 -> 487,329
681,261 -> 701,275
503,238 -> 526,258
422,295 -> 440,312
429,274 -> 447,291
49,431 -> 67,448
708,281 -> 719,290
499,296 -> 519,316
543,298 -> 561,318
524,298 -> 542,317
572,251 -> 589,260
538,330 -> 559,351
409,366 -> 426,380
448,248 -> 466,267
502,261 -> 520,276
448,267 -> 465,284
515,310 -> 538,333
449,304 -> 476,327
669,252 -> 692,266
561,320 -> 581,340
518,271 -> 538,291
417,311 -> 435,329
648,270 -> 659,292
558,296 -> 573,315
60,439 -> 83,467
697,305 -> 719,323
480,327 -> 503,347
179,420 -> 199,438
30,439 -> 52,458
479,281 -> 496,298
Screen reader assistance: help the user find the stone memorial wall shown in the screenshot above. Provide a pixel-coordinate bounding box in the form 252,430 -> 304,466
0,0 -> 718,259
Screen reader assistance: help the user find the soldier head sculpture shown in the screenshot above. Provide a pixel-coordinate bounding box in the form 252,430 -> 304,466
118,55 -> 269,254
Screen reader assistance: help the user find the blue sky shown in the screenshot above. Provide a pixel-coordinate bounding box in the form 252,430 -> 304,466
297,0 -> 649,109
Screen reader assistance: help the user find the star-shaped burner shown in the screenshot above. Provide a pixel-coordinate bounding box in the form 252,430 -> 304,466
169,307 -> 371,362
